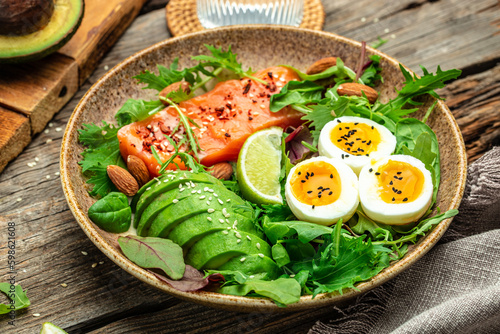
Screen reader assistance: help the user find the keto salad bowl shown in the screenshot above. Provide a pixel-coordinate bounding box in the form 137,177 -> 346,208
60,26 -> 467,312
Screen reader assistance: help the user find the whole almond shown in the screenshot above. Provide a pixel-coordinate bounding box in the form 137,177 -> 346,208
337,83 -> 378,104
127,155 -> 150,187
159,81 -> 191,106
306,57 -> 337,75
107,165 -> 139,196
210,162 -> 233,180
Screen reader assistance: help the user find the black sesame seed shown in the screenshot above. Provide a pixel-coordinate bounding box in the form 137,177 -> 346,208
323,187 -> 330,191
345,127 -> 350,129
347,147 -> 351,151
403,198 -> 408,202
339,127 -> 342,130
307,191 -> 312,194
392,197 -> 395,202
369,168 -> 373,172
318,195 -> 322,198
337,139 -> 342,142
371,126 -> 374,130
356,138 -> 361,141
398,190 -> 402,194
312,205 -> 315,209
399,177 -> 403,180
394,175 -> 399,179
301,180 -> 306,183
390,181 -> 393,185
318,186 -> 323,190
311,172 -> 314,177
362,140 -> 367,143
397,172 -> 402,175
329,191 -> 333,195
306,172 -> 310,176
337,119 -> 341,123
367,140 -> 372,145
354,123 -> 359,125
298,172 -> 301,175
342,154 -> 344,159
375,172 -> 380,175
330,174 -> 333,178
345,154 -> 349,158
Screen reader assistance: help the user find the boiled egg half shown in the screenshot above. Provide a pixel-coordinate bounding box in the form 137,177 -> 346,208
285,156 -> 359,226
358,155 -> 433,225
318,116 -> 397,175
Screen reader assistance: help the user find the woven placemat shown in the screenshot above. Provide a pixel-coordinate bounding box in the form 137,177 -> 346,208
166,0 -> 325,37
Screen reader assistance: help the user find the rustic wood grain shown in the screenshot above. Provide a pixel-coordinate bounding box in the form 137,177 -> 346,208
0,106 -> 31,173
59,0 -> 149,85
0,53 -> 78,135
1,0 -> 500,333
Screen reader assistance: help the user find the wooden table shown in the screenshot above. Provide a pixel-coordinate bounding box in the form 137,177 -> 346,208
1,1 -> 499,332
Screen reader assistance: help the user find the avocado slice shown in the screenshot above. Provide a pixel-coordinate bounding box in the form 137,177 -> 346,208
185,230 -> 271,270
168,211 -> 263,253
136,182 -> 212,236
134,172 -> 218,227
219,254 -> 280,281
147,187 -> 252,238
0,0 -> 84,63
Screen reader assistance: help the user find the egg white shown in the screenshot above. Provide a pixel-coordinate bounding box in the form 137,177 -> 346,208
358,155 -> 433,225
285,156 -> 359,226
318,116 -> 397,175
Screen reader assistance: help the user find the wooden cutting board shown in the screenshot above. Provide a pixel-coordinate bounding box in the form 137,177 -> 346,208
0,0 -> 148,173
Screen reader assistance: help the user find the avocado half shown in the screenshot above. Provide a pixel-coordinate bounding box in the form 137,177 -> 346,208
0,0 -> 84,63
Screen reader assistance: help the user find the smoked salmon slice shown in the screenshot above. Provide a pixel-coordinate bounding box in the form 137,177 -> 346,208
118,66 -> 304,177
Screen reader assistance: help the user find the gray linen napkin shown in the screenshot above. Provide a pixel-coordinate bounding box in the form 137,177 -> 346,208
310,146 -> 500,334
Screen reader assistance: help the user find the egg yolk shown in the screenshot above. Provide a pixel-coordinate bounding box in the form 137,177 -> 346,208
290,161 -> 341,207
330,122 -> 381,156
375,160 -> 425,204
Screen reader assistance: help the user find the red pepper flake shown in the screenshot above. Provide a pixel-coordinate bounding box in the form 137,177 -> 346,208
225,133 -> 231,137
267,72 -> 273,79
243,82 -> 252,94
248,116 -> 253,120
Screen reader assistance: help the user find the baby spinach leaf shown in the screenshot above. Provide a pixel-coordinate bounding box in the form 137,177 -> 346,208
0,283 -> 30,314
285,239 -> 316,261
118,235 -> 185,280
218,278 -> 301,306
263,217 -> 333,244
272,244 -> 291,267
88,192 -> 131,233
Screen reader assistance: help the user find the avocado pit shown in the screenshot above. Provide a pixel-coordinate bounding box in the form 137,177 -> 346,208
0,0 -> 55,36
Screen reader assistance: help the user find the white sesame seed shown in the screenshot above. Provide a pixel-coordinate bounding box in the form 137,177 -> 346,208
179,176 -> 184,180
54,172 -> 60,176
218,199 -> 223,205
34,157 -> 39,162
146,187 -> 151,190
209,197 -> 212,200
16,197 -> 22,202
46,139 -> 52,143
374,17 -> 379,22
55,127 -> 62,132
222,208 -> 228,215
61,283 -> 68,288
222,230 -> 229,234
227,227 -> 231,230
391,34 -> 396,39
219,219 -> 225,223
81,251 -> 88,256
204,187 -> 209,191
240,257 -> 246,262
249,93 -> 254,97
258,253 -> 264,258
246,235 -> 252,241
237,239 -> 241,243
290,274 -> 295,278
44,129 -> 49,134
260,104 -> 265,109
249,275 -> 255,278
213,193 -> 218,197
199,195 -> 206,199
256,243 -> 261,249
104,65 -> 109,70
253,112 -> 259,116
235,232 -> 242,239
192,190 -> 197,194
179,184 -> 183,189
207,188 -> 214,193
33,313 -> 41,317
173,199 -> 179,203
197,190 -> 202,194
361,17 -> 366,22
179,187 -> 185,192
185,182 -> 191,187
46,175 -> 51,179
208,208 -> 215,213
49,123 -> 53,127
27,163 -> 33,167
226,219 -> 230,224
190,181 -> 195,187
92,263 -> 98,268
206,201 -> 211,205
99,261 -> 104,265
279,77 -> 286,82
207,217 -> 212,221
273,74 -> 278,78
384,28 -> 390,33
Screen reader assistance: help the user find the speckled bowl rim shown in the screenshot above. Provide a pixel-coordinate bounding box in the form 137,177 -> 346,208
61,25 -> 467,312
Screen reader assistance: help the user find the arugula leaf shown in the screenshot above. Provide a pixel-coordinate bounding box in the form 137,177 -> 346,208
78,122 -> 125,198
0,283 -> 30,314
134,59 -> 196,92
219,278 -> 301,306
115,99 -> 163,127
370,37 -> 388,49
269,80 -> 324,112
348,207 -> 398,242
360,55 -> 383,87
282,58 -> 358,82
292,222 -> 392,297
118,235 -> 185,280
192,45 -> 267,85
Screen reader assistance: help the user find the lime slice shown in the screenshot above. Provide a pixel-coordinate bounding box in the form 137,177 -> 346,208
40,322 -> 68,334
237,127 -> 283,205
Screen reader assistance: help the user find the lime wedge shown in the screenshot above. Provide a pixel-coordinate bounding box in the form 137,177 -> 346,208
237,127 -> 283,205
40,322 -> 68,334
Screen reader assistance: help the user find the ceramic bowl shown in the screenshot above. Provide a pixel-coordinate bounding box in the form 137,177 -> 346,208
60,26 -> 467,312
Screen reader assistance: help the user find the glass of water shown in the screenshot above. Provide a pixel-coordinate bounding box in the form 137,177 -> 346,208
197,0 -> 304,29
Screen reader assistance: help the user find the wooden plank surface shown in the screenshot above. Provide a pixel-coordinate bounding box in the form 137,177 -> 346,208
0,0 -> 499,333
0,107 -> 30,172
0,53 -> 78,134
